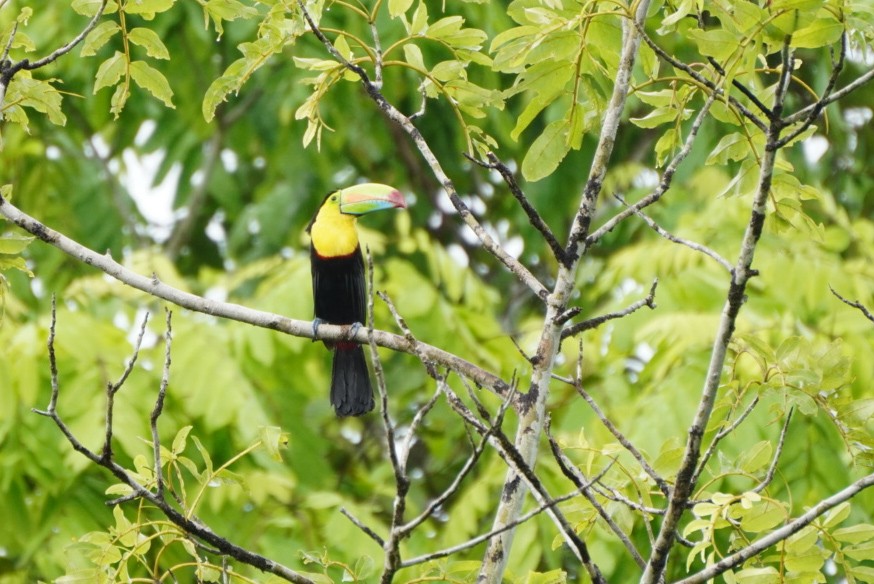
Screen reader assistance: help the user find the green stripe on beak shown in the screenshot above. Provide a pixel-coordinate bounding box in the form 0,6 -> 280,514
338,183 -> 407,215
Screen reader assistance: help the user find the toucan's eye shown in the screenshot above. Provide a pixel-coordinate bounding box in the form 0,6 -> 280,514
331,195 -> 338,201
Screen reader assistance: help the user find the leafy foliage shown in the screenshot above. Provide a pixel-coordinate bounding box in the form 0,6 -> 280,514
1,0 -> 874,582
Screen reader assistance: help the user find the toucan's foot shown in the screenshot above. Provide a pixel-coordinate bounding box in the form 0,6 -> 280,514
312,317 -> 325,340
347,321 -> 363,340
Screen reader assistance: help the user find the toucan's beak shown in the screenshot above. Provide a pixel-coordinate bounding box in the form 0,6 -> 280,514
338,183 -> 407,215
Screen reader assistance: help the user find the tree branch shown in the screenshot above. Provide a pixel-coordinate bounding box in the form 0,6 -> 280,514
614,194 -> 733,273
587,92 -> 716,246
640,39 -> 796,584
0,193 -> 511,398
33,301 -> 316,584
465,151 -> 567,266
560,279 -> 658,340
0,0 -> 108,90
546,421 -> 646,569
480,3 -> 652,581
830,285 -> 874,324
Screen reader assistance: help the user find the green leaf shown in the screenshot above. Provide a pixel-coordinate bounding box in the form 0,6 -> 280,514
129,60 -> 175,108
0,235 -> 34,255
688,29 -> 742,61
94,51 -> 126,93
630,107 -> 689,129
521,119 -> 569,182
128,27 -> 170,59
791,16 -> 845,49
733,566 -> 780,584
260,425 -> 289,462
821,501 -> 851,528
122,0 -> 175,19
389,0 -> 414,18
172,425 -> 193,454
737,440 -> 772,473
72,0 -> 119,16
403,43 -> 425,71
80,21 -> 121,57
741,501 -> 786,532
203,0 -> 259,38
110,81 -> 130,117
707,132 -> 752,165
844,540 -> 874,561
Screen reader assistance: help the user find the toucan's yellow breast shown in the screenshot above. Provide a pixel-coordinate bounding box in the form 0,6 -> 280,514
311,202 -> 360,257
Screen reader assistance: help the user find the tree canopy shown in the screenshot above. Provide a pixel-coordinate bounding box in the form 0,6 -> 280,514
1,0 -> 874,583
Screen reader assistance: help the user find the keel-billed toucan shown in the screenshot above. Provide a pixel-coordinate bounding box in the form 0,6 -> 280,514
308,183 -> 407,416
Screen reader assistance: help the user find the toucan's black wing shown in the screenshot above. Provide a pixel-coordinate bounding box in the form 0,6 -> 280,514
310,246 -> 366,326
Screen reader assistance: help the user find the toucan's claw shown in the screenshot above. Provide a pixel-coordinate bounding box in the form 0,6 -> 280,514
348,321 -> 363,340
312,317 -> 325,340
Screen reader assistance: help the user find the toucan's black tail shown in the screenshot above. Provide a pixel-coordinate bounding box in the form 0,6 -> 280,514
330,343 -> 374,416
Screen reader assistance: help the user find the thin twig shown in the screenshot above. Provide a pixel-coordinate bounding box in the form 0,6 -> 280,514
102,312 -> 151,461
614,194 -> 733,273
751,409 -> 793,494
693,396 -> 760,485
441,379 -> 606,583
632,20 -> 768,133
399,484 -> 594,568
830,286 -> 874,324
150,309 -> 173,499
560,279 -> 658,340
772,33 -> 846,149
366,248 -> 409,583
640,38 -> 796,584
340,507 -> 385,547
465,151 -> 566,266
570,377 -> 670,497
546,421 -> 646,569
3,0 -> 109,83
398,427 -> 491,537
587,92 -> 717,246
32,306 -> 316,584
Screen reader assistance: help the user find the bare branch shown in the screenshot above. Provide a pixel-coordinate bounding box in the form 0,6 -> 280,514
693,396 -> 760,485
0,193 -> 511,397
677,472 -> 874,584
830,285 -> 874,324
465,151 -> 567,266
587,92 -> 716,246
33,306 -> 317,584
614,194 -> 733,273
773,33 -> 846,149
560,279 -> 658,340
150,309 -> 173,500
340,507 -> 385,547
102,312 -> 151,461
751,409 -> 793,494
399,485 -> 592,569
441,380 -> 606,583
641,39 -> 797,584
546,421 -> 646,569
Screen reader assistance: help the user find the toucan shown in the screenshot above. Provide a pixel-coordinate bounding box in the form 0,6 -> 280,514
307,183 -> 407,416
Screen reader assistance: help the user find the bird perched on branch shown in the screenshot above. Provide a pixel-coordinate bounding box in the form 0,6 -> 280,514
307,183 -> 407,416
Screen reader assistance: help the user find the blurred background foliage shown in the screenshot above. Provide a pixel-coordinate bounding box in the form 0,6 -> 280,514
1,0 -> 874,582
